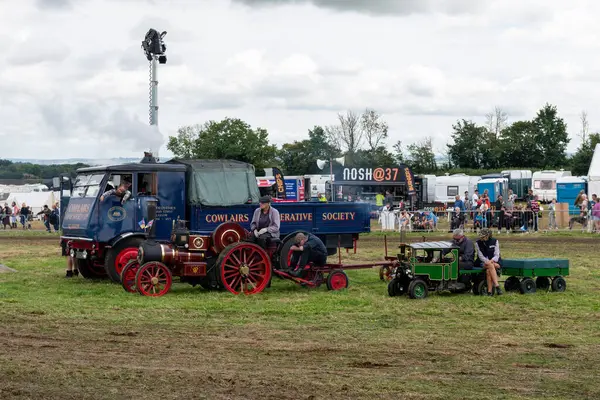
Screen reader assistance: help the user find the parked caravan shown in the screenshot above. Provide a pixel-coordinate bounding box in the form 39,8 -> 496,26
587,143 -> 600,201
501,170 -> 532,199
532,170 -> 572,202
419,174 -> 436,204
477,178 -> 509,202
557,176 -> 587,214
434,174 -> 481,204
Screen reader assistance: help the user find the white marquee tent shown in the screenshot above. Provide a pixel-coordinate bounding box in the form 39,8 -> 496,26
3,191 -> 57,216
587,143 -> 600,199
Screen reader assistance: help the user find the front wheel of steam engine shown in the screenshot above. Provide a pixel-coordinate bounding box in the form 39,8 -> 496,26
105,237 -> 144,283
135,261 -> 172,297
388,277 -> 409,297
216,242 -> 271,295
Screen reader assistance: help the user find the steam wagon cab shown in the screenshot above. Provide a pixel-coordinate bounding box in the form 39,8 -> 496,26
387,241 -> 474,299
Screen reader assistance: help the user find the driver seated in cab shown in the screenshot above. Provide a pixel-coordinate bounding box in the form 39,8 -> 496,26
288,232 -> 327,277
249,196 -> 280,249
439,228 -> 475,270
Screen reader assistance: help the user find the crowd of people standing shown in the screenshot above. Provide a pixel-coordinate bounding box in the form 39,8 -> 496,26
1,201 -> 60,232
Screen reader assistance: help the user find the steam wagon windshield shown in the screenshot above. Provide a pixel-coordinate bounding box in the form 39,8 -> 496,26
71,173 -> 105,198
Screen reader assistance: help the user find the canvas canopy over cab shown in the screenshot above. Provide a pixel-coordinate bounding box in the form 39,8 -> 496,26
168,159 -> 260,206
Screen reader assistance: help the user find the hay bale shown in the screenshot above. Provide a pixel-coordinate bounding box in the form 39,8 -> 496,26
0,264 -> 17,273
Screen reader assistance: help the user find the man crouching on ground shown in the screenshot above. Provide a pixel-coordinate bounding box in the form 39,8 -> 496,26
288,232 -> 327,277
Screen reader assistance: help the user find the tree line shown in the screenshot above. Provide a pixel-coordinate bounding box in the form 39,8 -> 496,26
167,103 -> 598,176
1,103 -> 596,182
0,159 -> 89,182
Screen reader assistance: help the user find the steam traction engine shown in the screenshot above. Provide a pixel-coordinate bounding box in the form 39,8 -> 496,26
121,217 -> 272,296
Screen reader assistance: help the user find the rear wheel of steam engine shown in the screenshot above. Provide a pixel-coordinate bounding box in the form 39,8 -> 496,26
135,261 -> 172,297
327,270 -> 349,291
105,237 -> 144,283
74,258 -> 107,280
408,279 -> 428,299
473,279 -> 488,296
120,259 -> 140,293
211,222 -> 249,253
216,242 -> 271,295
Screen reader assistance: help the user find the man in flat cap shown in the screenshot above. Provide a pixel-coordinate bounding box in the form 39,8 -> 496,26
249,195 -> 280,249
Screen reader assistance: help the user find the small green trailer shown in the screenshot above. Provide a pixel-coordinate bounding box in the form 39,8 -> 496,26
501,258 -> 569,294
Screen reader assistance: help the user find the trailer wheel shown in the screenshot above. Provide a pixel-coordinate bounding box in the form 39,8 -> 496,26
326,270 -> 348,291
216,242 -> 271,295
408,279 -> 428,299
105,237 -> 143,283
135,261 -> 172,297
504,276 -> 520,292
120,260 -> 140,293
74,259 -> 107,280
535,277 -> 550,292
551,276 -> 566,292
519,277 -> 536,294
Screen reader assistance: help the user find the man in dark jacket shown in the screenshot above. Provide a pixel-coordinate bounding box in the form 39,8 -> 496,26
451,228 -> 475,270
288,232 -> 327,277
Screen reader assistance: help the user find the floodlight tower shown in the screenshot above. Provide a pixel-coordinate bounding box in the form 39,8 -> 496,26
141,28 -> 167,161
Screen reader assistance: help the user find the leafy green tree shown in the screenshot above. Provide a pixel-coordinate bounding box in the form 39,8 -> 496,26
447,119 -> 495,169
570,133 -> 600,176
532,103 -> 570,168
167,118 -> 278,170
498,121 -> 541,168
277,126 -> 341,175
392,140 -> 404,164
406,137 -> 437,173
349,146 -> 396,168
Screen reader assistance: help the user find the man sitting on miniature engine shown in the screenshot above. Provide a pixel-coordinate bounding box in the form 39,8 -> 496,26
475,228 -> 503,296
249,196 -> 280,249
436,228 -> 474,269
287,232 -> 327,277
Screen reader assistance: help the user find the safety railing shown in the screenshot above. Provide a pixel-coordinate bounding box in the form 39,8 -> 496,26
374,208 -> 600,233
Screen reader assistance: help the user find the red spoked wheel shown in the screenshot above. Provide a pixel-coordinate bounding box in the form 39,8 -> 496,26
211,222 -> 249,253
115,248 -> 139,276
120,259 -> 140,293
379,265 -> 393,281
326,270 -> 349,291
216,242 -> 271,295
135,261 -> 172,297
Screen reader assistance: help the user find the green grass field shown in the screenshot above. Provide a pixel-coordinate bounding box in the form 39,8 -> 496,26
1,232 -> 599,399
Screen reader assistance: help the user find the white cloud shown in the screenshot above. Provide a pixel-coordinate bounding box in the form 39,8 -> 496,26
1,0 -> 599,160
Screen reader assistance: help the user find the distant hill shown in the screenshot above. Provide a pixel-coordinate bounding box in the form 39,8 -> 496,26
7,157 -> 143,166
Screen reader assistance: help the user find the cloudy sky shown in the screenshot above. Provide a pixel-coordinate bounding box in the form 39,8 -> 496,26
1,0 -> 598,160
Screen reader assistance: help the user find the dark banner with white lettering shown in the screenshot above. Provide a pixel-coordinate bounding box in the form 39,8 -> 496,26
272,167 -> 287,199
400,164 -> 416,195
334,164 -> 417,195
